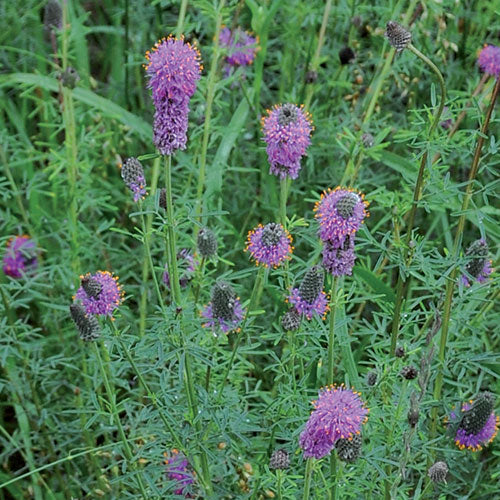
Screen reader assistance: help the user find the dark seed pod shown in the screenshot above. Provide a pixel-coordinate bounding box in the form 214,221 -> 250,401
44,0 -> 63,31
395,346 -> 405,358
60,67 -> 80,89
298,266 -> 324,304
459,392 -> 495,434
464,239 -> 488,280
336,433 -> 362,463
158,188 -> 167,210
305,70 -> 318,84
339,47 -> 356,65
400,365 -> 418,380
361,132 -> 374,148
366,371 -> 377,386
278,103 -> 298,126
197,228 -> 218,258
70,303 -> 100,341
408,392 -> 419,427
384,21 -> 411,52
336,193 -> 360,219
269,449 -> 290,470
211,282 -> 237,321
428,461 -> 448,483
81,276 -> 102,299
281,309 -> 301,331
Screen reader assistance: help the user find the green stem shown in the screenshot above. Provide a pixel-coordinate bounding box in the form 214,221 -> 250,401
279,178 -> 288,229
330,453 -> 337,499
390,42 -> 447,356
93,343 -> 148,498
431,75 -> 500,438
327,277 -> 339,385
175,0 -> 189,37
302,458 -> 315,500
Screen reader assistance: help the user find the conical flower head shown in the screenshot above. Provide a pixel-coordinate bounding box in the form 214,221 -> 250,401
197,228 -> 218,258
2,235 -> 38,279
281,309 -> 301,331
336,433 -> 362,463
314,187 -> 368,245
384,21 -> 411,52
478,45 -> 500,78
288,266 -> 328,321
44,0 -> 62,31
462,239 -> 492,286
245,222 -> 293,268
428,461 -> 448,483
202,281 -> 245,334
81,276 -> 103,299
299,385 -> 368,459
459,392 -> 495,435
269,449 -> 290,470
74,271 -> 124,316
262,103 -> 313,180
70,303 -> 100,341
121,157 -> 146,202
298,266 -> 324,304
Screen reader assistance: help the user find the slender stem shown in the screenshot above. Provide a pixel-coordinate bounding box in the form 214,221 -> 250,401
330,453 -> 337,499
93,343 -> 148,498
193,256 -> 205,305
279,178 -> 288,229
327,277 -> 339,385
140,209 -> 163,309
431,76 -> 500,437
390,42 -> 447,355
277,469 -> 283,500
302,458 -> 314,500
175,0 -> 189,37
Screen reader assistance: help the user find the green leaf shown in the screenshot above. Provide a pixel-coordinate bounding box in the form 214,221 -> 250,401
353,266 -> 396,304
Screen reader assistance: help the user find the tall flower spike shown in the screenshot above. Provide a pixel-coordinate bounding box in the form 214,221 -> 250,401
70,303 -> 100,341
197,228 -> 218,258
461,239 -> 492,286
2,235 -> 38,279
201,281 -> 245,334
478,45 -> 500,79
74,271 -> 124,316
322,235 -> 356,277
288,266 -> 328,320
449,392 -> 499,451
245,222 -> 293,268
384,21 -> 411,52
336,433 -> 362,463
262,103 -> 313,180
314,187 -> 368,246
121,157 -> 146,202
299,385 -> 369,459
164,449 -> 195,496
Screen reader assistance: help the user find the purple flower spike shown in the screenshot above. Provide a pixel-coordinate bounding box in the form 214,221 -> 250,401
322,236 -> 357,277
74,271 -> 124,316
478,45 -> 500,78
262,103 -> 313,180
2,235 -> 38,278
202,282 -> 245,334
219,27 -> 258,69
461,239 -> 492,286
299,385 -> 369,459
163,249 -> 197,289
288,288 -> 328,321
121,157 -> 146,202
164,449 -> 195,497
245,222 -> 293,268
314,187 -> 369,245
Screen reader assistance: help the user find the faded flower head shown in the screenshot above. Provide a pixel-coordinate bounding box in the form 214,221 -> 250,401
3,235 -> 38,278
261,103 -> 313,180
164,449 -> 195,496
281,308 -> 301,331
314,187 -> 368,245
74,271 -> 124,316
69,303 -> 100,342
121,157 -> 146,202
322,236 -> 356,277
336,433 -> 362,463
202,281 -> 245,334
339,47 -> 356,65
219,27 -> 258,69
245,222 -> 293,268
384,21 -> 411,52
44,0 -> 62,31
461,239 -> 492,286
478,45 -> 500,78
163,249 -> 196,289
269,449 -> 290,470
60,67 -> 80,89
197,228 -> 218,258
366,371 -> 377,387
299,385 -> 369,459
400,365 -> 418,380
288,266 -> 328,320
428,461 -> 448,484
449,392 -> 499,451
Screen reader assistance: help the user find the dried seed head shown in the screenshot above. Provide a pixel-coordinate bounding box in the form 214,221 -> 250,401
428,461 -> 448,483
339,47 -> 356,65
269,449 -> 290,470
400,365 -> 418,380
211,282 -> 237,321
70,303 -> 100,341
384,21 -> 411,52
197,228 -> 218,258
336,192 -> 360,219
60,67 -> 80,89
361,132 -> 374,148
395,346 -> 405,358
305,70 -> 318,84
298,265 -> 324,304
459,392 -> 495,435
464,239 -> 489,279
277,103 -> 298,127
408,391 -> 419,427
44,0 -> 62,31
158,188 -> 166,210
366,370 -> 377,386
81,276 -> 103,299
281,309 -> 301,331
336,433 -> 362,463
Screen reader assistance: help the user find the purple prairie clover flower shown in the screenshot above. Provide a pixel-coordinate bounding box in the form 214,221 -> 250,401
245,222 -> 293,268
74,271 -> 124,317
2,235 -> 38,278
448,393 -> 499,451
314,187 -> 369,245
478,45 -> 500,78
461,239 -> 492,286
164,449 -> 195,497
261,103 -> 313,180
219,27 -> 258,76
121,157 -> 146,202
152,97 -> 190,155
299,384 -> 369,459
163,249 -> 197,289
201,282 -> 245,334
322,236 -> 356,277
288,266 -> 329,320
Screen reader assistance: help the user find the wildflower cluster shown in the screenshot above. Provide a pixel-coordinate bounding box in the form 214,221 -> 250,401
219,27 -> 258,77
2,235 -> 38,278
245,222 -> 293,268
